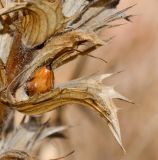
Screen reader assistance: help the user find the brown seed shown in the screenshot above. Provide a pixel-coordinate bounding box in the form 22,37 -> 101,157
26,65 -> 54,96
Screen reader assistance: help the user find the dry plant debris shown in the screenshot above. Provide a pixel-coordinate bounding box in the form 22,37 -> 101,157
0,0 -> 132,159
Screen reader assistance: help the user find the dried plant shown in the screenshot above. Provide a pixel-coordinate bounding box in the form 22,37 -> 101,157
0,0 -> 132,159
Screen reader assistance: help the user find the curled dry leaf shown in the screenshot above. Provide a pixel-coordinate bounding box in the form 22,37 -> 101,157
0,0 -> 133,152
15,73 -> 130,150
21,0 -> 66,48
0,0 -> 66,48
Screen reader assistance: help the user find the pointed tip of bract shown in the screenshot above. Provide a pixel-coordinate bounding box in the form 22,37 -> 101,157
99,73 -> 113,82
108,86 -> 134,104
108,122 -> 126,152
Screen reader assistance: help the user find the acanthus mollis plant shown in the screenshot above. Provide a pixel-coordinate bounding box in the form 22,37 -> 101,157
0,0 -> 132,159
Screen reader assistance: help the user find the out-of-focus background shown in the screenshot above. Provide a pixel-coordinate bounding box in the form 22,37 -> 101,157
41,0 -> 158,160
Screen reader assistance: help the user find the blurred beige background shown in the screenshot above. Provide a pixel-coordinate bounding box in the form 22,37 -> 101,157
47,0 -> 158,160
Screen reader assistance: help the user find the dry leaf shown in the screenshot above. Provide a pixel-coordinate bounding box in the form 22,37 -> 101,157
11,73 -> 130,150
0,0 -> 66,48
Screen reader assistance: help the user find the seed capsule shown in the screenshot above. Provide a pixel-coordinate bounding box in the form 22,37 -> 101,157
26,65 -> 54,96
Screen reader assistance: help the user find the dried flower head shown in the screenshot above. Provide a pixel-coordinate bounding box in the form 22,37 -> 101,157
0,0 -> 133,158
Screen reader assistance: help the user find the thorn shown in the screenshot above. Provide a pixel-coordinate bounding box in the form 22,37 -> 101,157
109,70 -> 125,78
123,4 -> 137,11
118,98 -> 135,105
